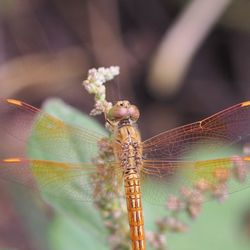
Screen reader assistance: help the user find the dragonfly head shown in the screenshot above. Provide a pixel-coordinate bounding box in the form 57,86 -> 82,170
107,100 -> 140,124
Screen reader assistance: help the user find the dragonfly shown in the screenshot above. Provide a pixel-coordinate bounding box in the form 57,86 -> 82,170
1,98 -> 250,250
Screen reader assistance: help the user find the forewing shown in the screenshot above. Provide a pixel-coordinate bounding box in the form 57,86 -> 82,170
0,99 -> 107,163
142,101 -> 250,161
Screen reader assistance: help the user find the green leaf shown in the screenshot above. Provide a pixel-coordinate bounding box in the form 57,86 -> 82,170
49,215 -> 108,250
143,187 -> 250,250
27,98 -> 109,246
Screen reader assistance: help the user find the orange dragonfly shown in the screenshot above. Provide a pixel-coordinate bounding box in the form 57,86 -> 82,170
1,98 -> 250,250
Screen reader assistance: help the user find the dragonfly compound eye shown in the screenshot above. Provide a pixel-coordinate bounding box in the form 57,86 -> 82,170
129,105 -> 140,121
107,105 -> 129,121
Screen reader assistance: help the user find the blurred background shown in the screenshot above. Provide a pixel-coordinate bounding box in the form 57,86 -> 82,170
1,0 -> 250,249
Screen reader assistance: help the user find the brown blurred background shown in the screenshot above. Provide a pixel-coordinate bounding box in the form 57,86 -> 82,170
1,0 -> 250,249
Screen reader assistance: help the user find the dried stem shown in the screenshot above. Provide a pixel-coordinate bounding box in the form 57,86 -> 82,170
148,0 -> 232,97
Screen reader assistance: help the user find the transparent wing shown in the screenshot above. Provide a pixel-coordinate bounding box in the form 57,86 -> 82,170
142,101 -> 250,205
141,157 -> 250,205
0,158 -> 123,202
142,101 -> 250,161
0,99 -> 107,163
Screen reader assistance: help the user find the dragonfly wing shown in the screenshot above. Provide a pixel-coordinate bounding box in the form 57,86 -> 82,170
141,157 -> 250,205
0,99 -> 108,163
0,158 -> 123,202
142,101 -> 250,161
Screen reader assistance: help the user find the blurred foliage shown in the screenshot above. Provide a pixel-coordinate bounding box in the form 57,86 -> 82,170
144,188 -> 250,250
29,99 -> 108,249
7,184 -> 51,250
49,215 -> 107,250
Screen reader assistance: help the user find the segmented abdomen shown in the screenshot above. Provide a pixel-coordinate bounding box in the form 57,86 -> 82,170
124,172 -> 145,250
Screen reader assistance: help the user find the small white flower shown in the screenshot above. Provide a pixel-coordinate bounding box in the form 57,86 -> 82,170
83,66 -> 120,116
90,100 -> 112,116
84,83 -> 96,94
95,85 -> 106,100
103,66 -> 120,81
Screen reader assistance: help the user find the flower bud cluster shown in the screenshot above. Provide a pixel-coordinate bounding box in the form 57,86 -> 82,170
91,138 -> 130,250
83,66 -> 119,115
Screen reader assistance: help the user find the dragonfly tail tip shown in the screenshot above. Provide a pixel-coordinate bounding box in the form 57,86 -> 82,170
6,99 -> 22,106
2,158 -> 22,163
241,101 -> 250,107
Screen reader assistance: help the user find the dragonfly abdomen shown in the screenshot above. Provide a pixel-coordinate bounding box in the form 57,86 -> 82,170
122,143 -> 145,249
124,172 -> 145,250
